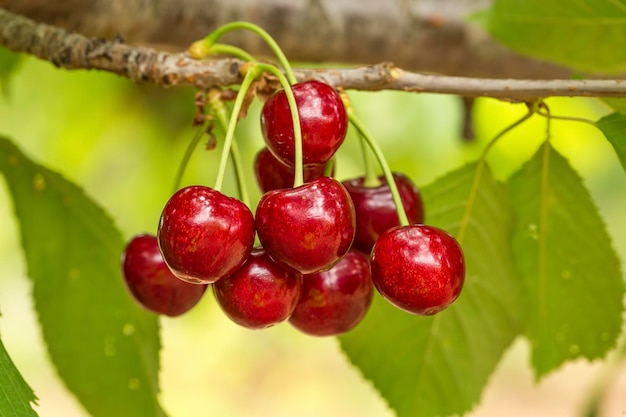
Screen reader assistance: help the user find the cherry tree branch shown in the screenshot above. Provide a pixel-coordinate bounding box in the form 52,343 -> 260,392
2,8 -> 626,101
0,0 -> 570,79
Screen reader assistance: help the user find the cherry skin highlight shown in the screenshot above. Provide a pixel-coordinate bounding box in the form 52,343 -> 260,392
370,224 -> 465,315
157,186 -> 255,284
343,172 -> 424,254
254,147 -> 331,193
213,248 -> 301,329
121,234 -> 207,317
289,250 -> 373,336
255,176 -> 356,274
260,80 -> 348,166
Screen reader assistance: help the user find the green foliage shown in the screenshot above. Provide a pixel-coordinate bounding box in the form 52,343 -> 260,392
339,163 -> 524,417
1,9 -> 626,417
0,337 -> 38,417
0,48 -> 22,96
597,112 -> 626,172
473,0 -> 626,73
0,137 -> 167,417
509,143 -> 624,377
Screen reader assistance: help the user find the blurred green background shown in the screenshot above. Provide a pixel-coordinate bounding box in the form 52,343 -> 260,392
0,55 -> 625,416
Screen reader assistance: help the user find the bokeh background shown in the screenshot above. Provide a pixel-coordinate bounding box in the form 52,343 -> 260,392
0,56 -> 625,417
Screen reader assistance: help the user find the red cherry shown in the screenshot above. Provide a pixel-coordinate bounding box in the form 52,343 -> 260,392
342,173 -> 424,254
255,177 -> 355,274
157,186 -> 255,284
121,234 -> 207,317
260,80 -> 347,166
289,250 -> 373,336
370,225 -> 465,315
254,147 -> 332,193
213,248 -> 301,329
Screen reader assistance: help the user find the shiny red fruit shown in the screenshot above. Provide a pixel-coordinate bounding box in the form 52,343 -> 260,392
343,173 -> 424,254
255,177 -> 355,274
213,248 -> 301,329
254,147 -> 332,193
157,186 -> 255,284
370,225 -> 465,315
289,250 -> 373,336
121,234 -> 207,317
260,80 -> 347,166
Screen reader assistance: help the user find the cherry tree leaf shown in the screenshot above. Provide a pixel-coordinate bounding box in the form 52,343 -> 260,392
596,112 -> 626,173
0,137 -> 167,417
509,143 -> 624,377
0,47 -> 22,96
0,335 -> 38,417
473,0 -> 626,74
601,99 -> 626,114
339,163 -> 524,417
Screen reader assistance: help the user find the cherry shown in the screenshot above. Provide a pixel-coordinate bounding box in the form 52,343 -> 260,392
121,234 -> 207,317
254,147 -> 332,193
289,250 -> 373,336
157,185 -> 255,284
370,224 -> 465,315
213,248 -> 301,329
342,172 -> 424,254
255,176 -> 356,274
260,80 -> 347,166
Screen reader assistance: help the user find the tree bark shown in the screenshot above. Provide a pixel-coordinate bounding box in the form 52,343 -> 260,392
4,8 -> 626,101
0,0 -> 571,79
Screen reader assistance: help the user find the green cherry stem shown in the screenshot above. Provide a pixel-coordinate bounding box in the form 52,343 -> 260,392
456,104 -> 535,244
358,131 -> 381,187
254,62 -> 305,187
208,43 -> 256,62
345,105 -> 409,226
213,66 -> 260,192
209,91 -> 251,207
171,119 -> 211,193
197,21 -> 298,85
340,93 -> 379,187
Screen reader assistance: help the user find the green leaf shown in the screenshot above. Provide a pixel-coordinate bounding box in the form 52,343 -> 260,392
596,112 -> 626,172
473,0 -> 626,74
0,136 -> 167,417
339,163 -> 524,417
0,48 -> 22,96
0,336 -> 38,417
509,143 -> 624,377
601,99 -> 626,114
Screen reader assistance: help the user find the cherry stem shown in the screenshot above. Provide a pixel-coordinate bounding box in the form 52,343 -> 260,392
535,109 -> 597,127
324,158 -> 335,177
208,90 -> 251,207
171,119 -> 210,193
213,67 -> 260,191
207,43 -> 256,62
340,93 -> 379,186
254,62 -> 305,187
345,105 -> 409,226
358,131 -> 381,187
196,21 -> 298,85
456,104 -> 535,244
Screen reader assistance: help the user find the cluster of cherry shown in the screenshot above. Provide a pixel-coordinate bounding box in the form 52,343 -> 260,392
121,77 -> 465,337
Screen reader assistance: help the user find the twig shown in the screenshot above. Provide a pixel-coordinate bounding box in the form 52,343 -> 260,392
2,8 -> 626,100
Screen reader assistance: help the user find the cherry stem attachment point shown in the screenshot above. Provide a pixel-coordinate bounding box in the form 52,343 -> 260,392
345,104 -> 409,226
198,21 -> 297,85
